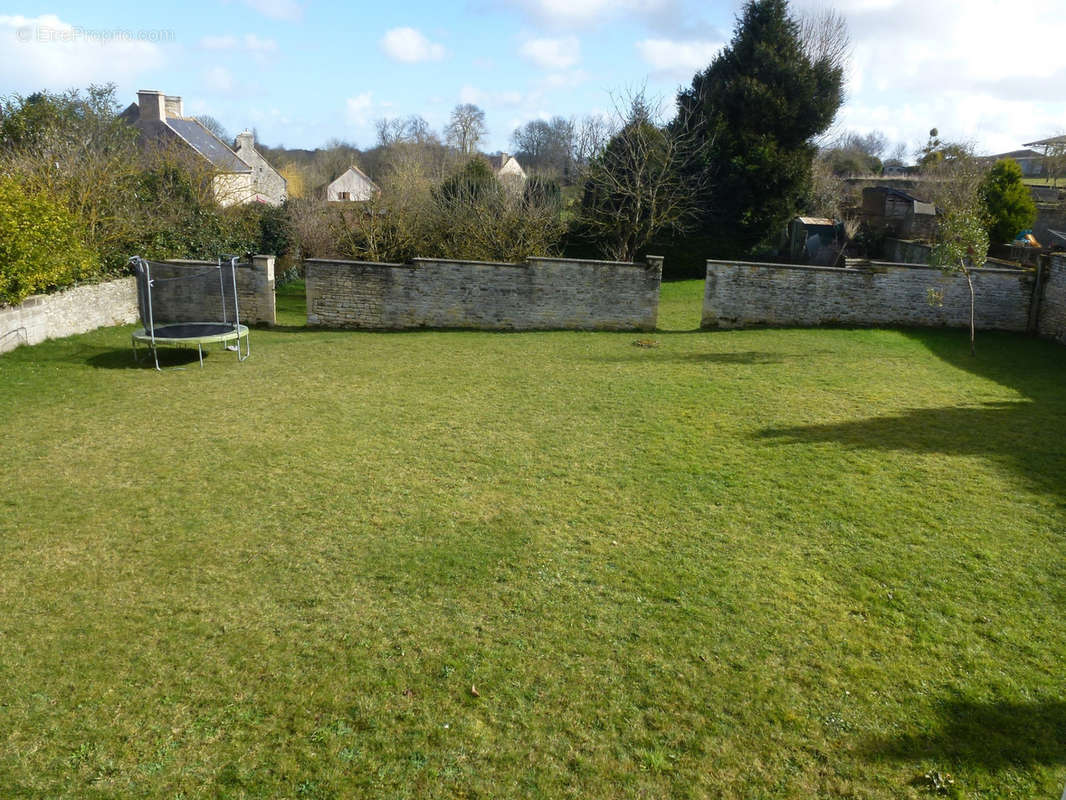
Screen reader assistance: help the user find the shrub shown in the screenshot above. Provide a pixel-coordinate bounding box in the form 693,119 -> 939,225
981,158 -> 1037,244
0,177 -> 100,306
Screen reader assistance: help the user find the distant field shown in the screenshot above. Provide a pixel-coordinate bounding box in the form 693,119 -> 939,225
1,280 -> 1064,798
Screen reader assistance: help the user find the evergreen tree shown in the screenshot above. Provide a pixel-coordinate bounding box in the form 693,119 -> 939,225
675,0 -> 844,256
981,158 -> 1037,244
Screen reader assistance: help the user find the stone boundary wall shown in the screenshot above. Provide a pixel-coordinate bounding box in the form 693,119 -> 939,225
304,255 -> 663,331
885,238 -> 1020,270
1037,254 -> 1066,344
702,259 -> 1036,332
145,255 -> 275,326
0,278 -> 139,354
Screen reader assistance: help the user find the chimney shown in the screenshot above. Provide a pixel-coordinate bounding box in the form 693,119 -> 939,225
137,90 -> 166,122
164,95 -> 183,118
235,130 -> 255,151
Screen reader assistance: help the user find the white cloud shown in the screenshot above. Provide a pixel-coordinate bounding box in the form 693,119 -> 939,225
540,70 -> 589,89
243,34 -> 277,54
519,0 -> 673,27
459,86 -> 525,107
241,0 -> 303,21
203,66 -> 235,93
380,27 -> 445,63
346,92 -> 374,126
199,33 -> 277,54
783,0 -> 1066,154
520,36 -> 580,70
636,38 -> 722,78
200,34 -> 237,50
0,14 -> 166,91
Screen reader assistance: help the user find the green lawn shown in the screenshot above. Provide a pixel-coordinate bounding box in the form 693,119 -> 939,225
1,280 -> 1065,798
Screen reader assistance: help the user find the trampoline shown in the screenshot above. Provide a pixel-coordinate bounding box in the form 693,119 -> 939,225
130,256 -> 251,370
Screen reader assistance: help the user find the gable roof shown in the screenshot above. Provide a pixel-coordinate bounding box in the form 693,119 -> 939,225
122,97 -> 250,174
167,118 -> 250,172
327,164 -> 378,189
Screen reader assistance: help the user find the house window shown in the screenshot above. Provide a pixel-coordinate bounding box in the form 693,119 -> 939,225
338,191 -> 351,201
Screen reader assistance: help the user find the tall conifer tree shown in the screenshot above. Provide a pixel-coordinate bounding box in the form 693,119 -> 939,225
676,0 -> 844,256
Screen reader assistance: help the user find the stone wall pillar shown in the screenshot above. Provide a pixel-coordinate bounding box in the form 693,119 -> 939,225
251,255 -> 277,326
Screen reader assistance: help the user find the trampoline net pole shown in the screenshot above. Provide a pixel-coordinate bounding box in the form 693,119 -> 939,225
227,256 -> 249,361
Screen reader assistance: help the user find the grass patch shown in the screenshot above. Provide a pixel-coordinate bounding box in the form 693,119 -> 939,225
1,280 -> 1065,798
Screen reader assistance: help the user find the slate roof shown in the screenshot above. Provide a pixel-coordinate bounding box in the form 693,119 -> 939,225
167,118 -> 250,173
122,99 -> 250,174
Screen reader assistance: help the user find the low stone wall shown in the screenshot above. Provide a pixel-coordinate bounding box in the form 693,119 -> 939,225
702,259 -> 1036,332
884,238 -> 933,266
0,278 -> 138,354
145,255 -> 276,326
1037,254 -> 1066,344
304,255 -> 663,331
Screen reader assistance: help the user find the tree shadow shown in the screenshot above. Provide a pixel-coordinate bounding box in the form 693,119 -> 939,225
758,330 -> 1066,504
900,329 -> 1066,404
595,350 -> 788,365
862,699 -> 1066,770
760,400 -> 1066,503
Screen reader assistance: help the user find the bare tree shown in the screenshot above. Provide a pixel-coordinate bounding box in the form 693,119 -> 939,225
884,141 -> 908,168
195,115 -> 231,144
511,116 -> 575,179
444,104 -> 487,155
1042,133 -> 1066,186
576,91 -> 705,262
376,115 -> 437,148
573,114 -> 615,169
796,7 -> 851,76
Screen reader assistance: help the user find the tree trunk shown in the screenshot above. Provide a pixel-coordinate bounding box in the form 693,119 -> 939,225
965,268 -> 976,356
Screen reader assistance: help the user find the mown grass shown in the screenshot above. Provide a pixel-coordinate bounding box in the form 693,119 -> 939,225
1,280 -> 1065,798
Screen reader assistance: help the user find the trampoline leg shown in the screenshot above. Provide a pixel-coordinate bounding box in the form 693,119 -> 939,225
197,344 -> 204,368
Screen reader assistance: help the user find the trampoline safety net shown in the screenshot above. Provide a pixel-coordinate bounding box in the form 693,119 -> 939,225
129,255 -> 250,370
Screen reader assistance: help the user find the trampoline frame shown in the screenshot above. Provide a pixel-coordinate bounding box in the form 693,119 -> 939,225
129,256 -> 251,370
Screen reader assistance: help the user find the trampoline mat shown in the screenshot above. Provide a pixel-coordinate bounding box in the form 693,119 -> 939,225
147,323 -> 237,339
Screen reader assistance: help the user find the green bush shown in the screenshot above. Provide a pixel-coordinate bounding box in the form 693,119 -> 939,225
0,177 -> 100,306
981,158 -> 1037,244
435,158 -> 498,204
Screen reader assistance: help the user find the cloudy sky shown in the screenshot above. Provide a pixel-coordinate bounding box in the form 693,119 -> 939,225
2,0 -> 1064,158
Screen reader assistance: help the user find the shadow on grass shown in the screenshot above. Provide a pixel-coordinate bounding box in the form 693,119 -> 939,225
596,349 -> 788,365
86,348 -> 205,369
759,330 -> 1066,504
863,699 -> 1066,770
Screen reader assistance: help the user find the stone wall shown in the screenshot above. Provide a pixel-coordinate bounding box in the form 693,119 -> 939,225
884,238 -> 933,265
304,255 -> 662,331
1037,254 -> 1066,344
0,277 -> 138,354
144,255 -> 276,326
702,259 -> 1036,332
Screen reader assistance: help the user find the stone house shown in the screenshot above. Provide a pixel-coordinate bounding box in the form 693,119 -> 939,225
326,165 -> 379,202
120,90 -> 287,207
484,152 -> 526,182
232,130 -> 287,205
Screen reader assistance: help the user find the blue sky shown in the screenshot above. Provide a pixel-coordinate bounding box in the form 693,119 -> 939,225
3,0 -> 1065,158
